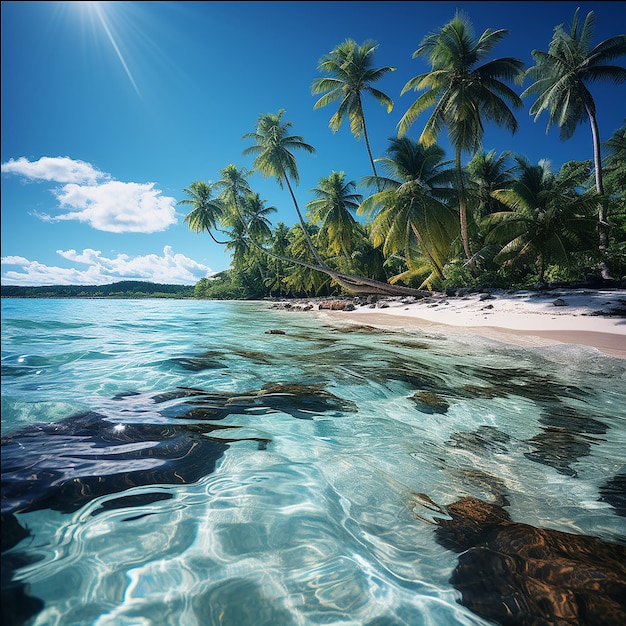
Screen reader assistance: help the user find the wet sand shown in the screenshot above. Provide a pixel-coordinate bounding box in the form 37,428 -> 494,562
309,288 -> 626,359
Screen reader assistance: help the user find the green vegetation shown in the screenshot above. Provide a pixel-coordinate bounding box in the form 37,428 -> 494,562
1,281 -> 194,299
182,9 -> 625,300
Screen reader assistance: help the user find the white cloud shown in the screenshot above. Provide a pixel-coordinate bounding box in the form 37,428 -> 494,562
1,246 -> 214,286
1,156 -> 107,184
0,255 -> 31,265
1,156 -> 177,233
51,180 -> 177,233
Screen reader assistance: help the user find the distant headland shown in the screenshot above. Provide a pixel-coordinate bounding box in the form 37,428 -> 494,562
0,281 -> 194,299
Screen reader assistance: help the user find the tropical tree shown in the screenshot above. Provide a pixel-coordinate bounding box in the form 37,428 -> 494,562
178,181 -> 228,244
467,149 -> 516,220
311,39 -> 396,184
223,214 -> 250,270
306,171 -> 361,259
214,164 -> 253,224
398,11 -> 525,260
350,223 -> 388,280
521,8 -> 626,261
602,122 -> 626,275
358,137 -> 458,287
242,109 -> 325,267
264,222 -> 292,296
466,149 -> 517,264
285,224 -> 332,296
482,156 -> 598,282
603,121 -> 626,194
242,110 -> 433,296
241,192 -> 276,242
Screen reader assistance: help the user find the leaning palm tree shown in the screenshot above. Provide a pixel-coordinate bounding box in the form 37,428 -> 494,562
311,39 -> 396,184
242,109 -> 325,267
522,8 -> 626,259
178,181 -> 228,244
483,157 -> 598,282
398,11 -> 525,260
358,137 -> 458,286
306,171 -> 361,259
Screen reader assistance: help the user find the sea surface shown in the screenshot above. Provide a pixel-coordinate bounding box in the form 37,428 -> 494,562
2,297 -> 625,626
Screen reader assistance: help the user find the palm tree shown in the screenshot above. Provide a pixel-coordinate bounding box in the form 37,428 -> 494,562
311,39 -> 396,184
522,8 -> 626,259
465,149 -> 517,271
467,149 -> 516,220
603,122 -> 626,195
242,109 -> 325,267
241,192 -> 276,242
398,11 -> 525,260
179,181 -> 228,244
349,223 -> 388,282
242,111 -> 431,296
224,215 -> 250,271
306,171 -> 361,259
483,157 -> 598,282
602,122 -> 626,267
214,164 -> 253,223
265,221 -> 292,296
358,137 -> 458,286
285,224 -> 332,296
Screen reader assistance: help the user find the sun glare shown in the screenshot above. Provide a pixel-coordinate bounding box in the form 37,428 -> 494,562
72,1 -> 142,98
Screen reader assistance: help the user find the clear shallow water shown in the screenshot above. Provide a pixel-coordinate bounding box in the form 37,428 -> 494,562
1,298 -> 625,626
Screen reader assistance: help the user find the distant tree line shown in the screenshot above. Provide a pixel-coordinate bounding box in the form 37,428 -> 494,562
182,8 -> 625,300
1,281 -> 194,299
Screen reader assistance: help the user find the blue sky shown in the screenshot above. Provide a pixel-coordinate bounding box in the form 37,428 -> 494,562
2,1 -> 625,286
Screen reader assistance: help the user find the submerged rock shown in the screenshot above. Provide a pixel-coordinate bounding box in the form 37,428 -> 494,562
410,494 -> 626,626
258,382 -> 357,415
599,473 -> 626,517
0,402 -> 235,626
524,426 -> 593,477
447,425 -> 510,454
169,353 -> 228,371
409,391 -> 450,414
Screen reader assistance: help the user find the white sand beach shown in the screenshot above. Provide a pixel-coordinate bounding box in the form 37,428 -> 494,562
298,288 -> 626,359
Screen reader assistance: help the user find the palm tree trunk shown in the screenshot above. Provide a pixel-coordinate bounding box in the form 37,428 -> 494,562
283,176 -> 330,269
456,148 -> 472,260
208,232 -> 230,245
226,185 -> 432,297
360,108 -> 381,192
585,103 -> 611,279
410,223 -> 445,280
245,236 -> 431,297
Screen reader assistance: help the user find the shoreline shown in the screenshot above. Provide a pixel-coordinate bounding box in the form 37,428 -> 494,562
274,287 -> 626,359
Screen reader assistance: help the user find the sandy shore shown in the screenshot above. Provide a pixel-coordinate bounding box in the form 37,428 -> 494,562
280,288 -> 626,359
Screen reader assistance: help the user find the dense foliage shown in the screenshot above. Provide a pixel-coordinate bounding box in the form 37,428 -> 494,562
182,9 -> 625,300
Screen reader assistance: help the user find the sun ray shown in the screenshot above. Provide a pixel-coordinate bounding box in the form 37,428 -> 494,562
90,2 -> 141,98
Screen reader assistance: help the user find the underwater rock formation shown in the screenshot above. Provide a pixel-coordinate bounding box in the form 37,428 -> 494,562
411,494 -> 626,626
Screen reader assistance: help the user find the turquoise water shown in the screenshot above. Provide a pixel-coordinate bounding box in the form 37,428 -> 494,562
2,298 -> 625,626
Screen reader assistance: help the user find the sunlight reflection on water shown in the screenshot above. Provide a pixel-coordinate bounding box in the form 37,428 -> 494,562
2,298 -> 625,625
